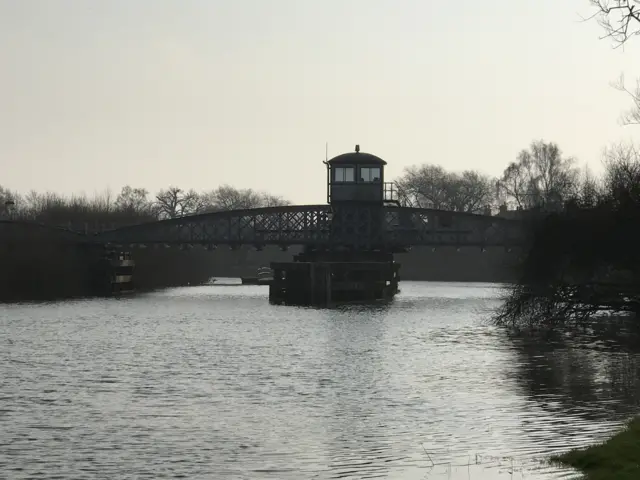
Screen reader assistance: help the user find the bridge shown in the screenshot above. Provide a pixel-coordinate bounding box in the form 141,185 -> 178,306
1,203 -> 523,250
1,146 -> 525,305
90,204 -> 523,251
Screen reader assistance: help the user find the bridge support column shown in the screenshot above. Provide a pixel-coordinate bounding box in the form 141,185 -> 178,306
269,251 -> 400,307
90,249 -> 135,296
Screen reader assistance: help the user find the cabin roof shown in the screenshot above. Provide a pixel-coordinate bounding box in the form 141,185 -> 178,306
327,151 -> 387,166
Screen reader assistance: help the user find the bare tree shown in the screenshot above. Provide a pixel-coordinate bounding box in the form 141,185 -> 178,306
497,140 -> 579,210
601,141 -> 640,205
91,188 -> 115,213
611,74 -> 640,125
155,187 -> 208,218
497,161 -> 531,209
1,182 -> 289,225
20,191 -> 67,220
575,165 -> 603,208
260,193 -> 291,208
588,2 -> 640,124
451,170 -> 496,213
154,187 -> 184,219
396,165 -> 450,209
396,165 -> 495,213
114,186 -> 152,214
180,189 -> 208,215
589,0 -> 640,47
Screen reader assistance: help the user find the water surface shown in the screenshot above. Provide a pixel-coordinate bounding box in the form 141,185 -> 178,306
2,281 -> 639,479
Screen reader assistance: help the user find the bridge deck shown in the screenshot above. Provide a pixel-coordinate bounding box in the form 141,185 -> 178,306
87,205 -> 524,250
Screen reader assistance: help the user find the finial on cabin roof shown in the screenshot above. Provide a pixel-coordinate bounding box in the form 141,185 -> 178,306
355,144 -> 360,153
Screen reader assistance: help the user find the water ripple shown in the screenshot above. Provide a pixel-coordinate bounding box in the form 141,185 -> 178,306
1,281 -> 639,479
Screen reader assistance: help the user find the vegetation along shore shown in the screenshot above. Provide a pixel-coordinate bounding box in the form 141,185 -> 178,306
552,417 -> 640,480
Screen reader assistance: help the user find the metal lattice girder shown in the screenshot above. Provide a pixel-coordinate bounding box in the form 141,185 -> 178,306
85,204 -> 524,249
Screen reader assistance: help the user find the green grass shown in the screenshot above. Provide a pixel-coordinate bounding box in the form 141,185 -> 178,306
551,417 -> 640,479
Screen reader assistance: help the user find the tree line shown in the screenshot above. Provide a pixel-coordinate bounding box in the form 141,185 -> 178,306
0,136 -> 592,229
0,184 -> 289,231
396,139 -> 584,213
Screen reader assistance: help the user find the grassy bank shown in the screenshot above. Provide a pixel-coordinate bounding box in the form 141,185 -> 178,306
552,417 -> 640,479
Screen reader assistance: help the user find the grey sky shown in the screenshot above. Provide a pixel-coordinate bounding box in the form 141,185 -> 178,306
1,0 -> 638,205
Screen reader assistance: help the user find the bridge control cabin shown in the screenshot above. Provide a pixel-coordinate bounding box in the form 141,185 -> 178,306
325,145 -> 398,205
268,145 -> 401,307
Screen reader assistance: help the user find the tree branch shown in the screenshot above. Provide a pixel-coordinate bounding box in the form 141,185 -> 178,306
590,0 -> 640,48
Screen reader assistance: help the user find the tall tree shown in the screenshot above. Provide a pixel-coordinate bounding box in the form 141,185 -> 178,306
451,170 -> 496,213
497,140 -> 579,209
397,165 -> 450,209
155,187 -> 205,219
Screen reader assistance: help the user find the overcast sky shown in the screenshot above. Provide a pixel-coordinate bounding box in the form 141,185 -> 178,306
1,0 -> 638,204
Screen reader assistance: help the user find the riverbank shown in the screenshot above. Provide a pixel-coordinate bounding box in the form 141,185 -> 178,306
0,234 -> 215,302
552,416 -> 640,479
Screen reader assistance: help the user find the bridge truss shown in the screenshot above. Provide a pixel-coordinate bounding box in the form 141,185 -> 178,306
91,205 -> 524,251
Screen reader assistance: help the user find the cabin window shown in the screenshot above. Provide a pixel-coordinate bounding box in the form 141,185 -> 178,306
360,166 -> 381,182
334,167 -> 355,183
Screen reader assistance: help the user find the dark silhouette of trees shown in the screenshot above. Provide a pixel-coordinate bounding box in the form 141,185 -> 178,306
493,4 -> 640,328
0,183 -> 291,230
155,187 -> 204,219
114,186 -> 154,215
396,141 -> 579,215
396,165 -> 495,213
494,142 -> 640,328
497,140 -> 579,210
602,142 -> 640,204
201,185 -> 290,211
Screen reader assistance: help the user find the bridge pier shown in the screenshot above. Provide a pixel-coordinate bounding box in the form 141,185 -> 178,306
90,249 -> 135,296
269,251 -> 400,307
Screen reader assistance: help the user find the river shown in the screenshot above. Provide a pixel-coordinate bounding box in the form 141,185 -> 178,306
2,281 -> 639,479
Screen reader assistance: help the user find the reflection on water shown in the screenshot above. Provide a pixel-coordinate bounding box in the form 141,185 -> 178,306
1,281 -> 639,479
